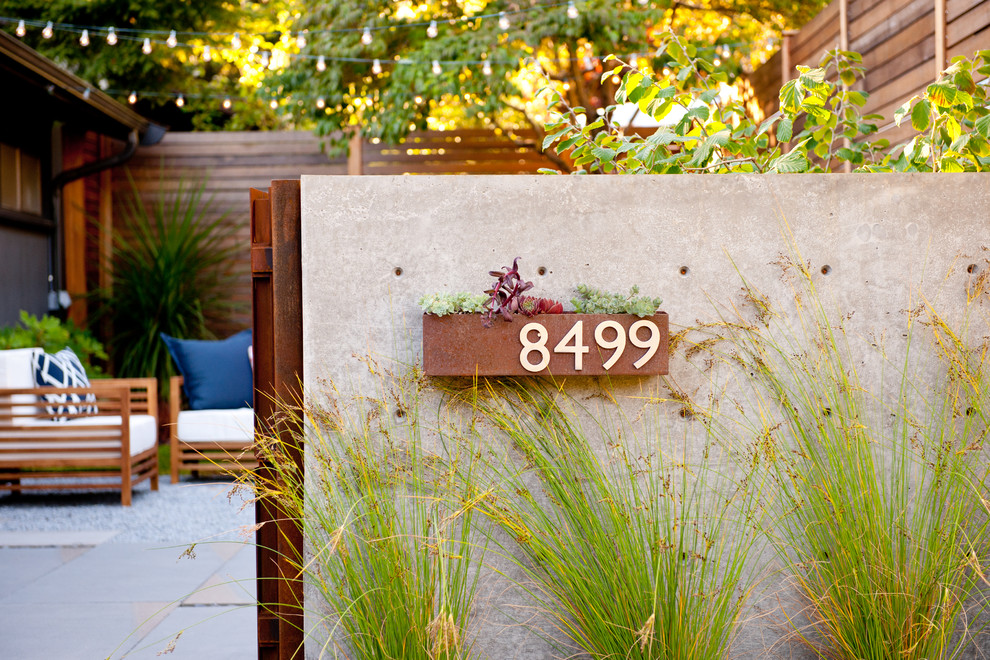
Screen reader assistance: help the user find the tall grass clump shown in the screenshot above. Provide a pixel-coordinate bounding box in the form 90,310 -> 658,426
465,379 -> 763,659
251,364 -> 490,659
686,253 -> 990,659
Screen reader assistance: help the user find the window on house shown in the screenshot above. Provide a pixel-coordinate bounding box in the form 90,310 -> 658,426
0,143 -> 43,217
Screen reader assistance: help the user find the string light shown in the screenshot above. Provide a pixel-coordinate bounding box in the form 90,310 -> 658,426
15,19 -> 24,36
231,32 -> 241,49
175,93 -> 185,107
127,91 -> 137,104
142,38 -> 152,54
427,20 -> 438,38
498,12 -> 510,30
82,88 -> 91,99
567,1 -> 579,19
483,59 -> 492,76
203,45 -> 211,61
372,58 -> 382,74
106,27 -> 117,45
629,53 -> 638,68
361,27 -> 372,45
432,59 -> 441,75
166,29 -> 177,48
269,99 -> 277,109
316,55 -> 326,71
316,96 -> 325,108
222,96 -> 232,110
261,51 -> 270,68
296,32 -> 306,49
79,29 -> 89,47
42,21 -> 52,38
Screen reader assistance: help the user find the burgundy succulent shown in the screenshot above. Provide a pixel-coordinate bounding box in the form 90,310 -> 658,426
521,297 -> 564,316
482,257 -> 534,326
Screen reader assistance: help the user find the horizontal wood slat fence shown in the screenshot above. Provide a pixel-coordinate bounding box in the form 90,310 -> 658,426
749,0 -> 989,149
110,128 -> 563,332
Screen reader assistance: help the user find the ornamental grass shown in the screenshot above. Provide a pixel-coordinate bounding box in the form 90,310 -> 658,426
682,252 -> 990,659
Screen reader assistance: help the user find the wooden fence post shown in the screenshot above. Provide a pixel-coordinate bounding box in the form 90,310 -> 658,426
347,132 -> 364,175
934,0 -> 946,75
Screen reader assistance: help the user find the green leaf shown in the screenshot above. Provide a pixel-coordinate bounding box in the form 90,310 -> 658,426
894,99 -> 913,126
940,156 -> 965,172
974,114 -> 990,138
911,100 -> 931,132
770,148 -> 810,173
776,117 -> 793,142
927,82 -> 956,108
757,115 -> 778,136
846,90 -> 868,106
779,80 -> 801,113
839,69 -> 856,86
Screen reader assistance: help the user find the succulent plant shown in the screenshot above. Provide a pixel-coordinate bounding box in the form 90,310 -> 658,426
482,257 -> 535,326
571,284 -> 662,317
418,292 -> 489,316
521,297 -> 565,316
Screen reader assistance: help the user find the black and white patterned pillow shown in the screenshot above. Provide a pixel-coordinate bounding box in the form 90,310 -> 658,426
32,348 -> 98,420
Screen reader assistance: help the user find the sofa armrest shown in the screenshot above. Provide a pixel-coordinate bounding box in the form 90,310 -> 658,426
169,376 -> 184,427
90,378 -> 158,419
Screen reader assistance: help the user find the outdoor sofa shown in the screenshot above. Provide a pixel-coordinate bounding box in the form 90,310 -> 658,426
0,348 -> 159,506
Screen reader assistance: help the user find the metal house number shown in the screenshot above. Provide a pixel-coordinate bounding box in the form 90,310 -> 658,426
518,319 -> 662,373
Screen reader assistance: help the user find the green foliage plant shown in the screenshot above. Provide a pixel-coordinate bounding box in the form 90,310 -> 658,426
90,171 -> 244,386
681,251 -> 990,659
468,380 -> 762,659
418,292 -> 489,316
249,362 -> 489,659
541,34 -> 990,174
571,284 -> 662,316
0,310 -> 108,377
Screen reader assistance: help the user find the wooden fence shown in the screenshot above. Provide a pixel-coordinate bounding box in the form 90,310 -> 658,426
109,128 -> 562,332
749,0 -> 990,148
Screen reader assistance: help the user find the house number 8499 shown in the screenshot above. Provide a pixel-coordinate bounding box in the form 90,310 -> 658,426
519,320 -> 662,373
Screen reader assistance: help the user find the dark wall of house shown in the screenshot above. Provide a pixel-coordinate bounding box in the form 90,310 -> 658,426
0,224 -> 49,325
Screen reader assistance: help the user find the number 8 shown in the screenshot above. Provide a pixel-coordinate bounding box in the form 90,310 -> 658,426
519,323 -> 551,372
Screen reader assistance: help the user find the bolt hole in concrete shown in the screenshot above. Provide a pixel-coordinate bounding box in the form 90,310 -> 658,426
393,266 -> 403,277
394,407 -> 406,421
968,264 -> 978,274
537,266 -> 548,276
821,265 -> 832,275
679,266 -> 690,277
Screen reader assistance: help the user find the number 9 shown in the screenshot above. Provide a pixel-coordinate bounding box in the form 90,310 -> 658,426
629,320 -> 660,369
594,320 -> 626,370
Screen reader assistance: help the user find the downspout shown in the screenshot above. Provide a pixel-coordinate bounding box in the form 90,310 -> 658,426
48,128 -> 150,312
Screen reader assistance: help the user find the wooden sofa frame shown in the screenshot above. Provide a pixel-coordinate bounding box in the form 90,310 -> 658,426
0,378 -> 159,506
169,375 -> 257,483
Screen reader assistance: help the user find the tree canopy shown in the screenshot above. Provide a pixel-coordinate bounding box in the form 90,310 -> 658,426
0,0 -> 828,141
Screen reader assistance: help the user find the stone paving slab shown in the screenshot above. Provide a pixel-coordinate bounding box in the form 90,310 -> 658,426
0,546 -> 90,597
120,604 -> 256,659
0,530 -> 120,546
0,601 -> 176,659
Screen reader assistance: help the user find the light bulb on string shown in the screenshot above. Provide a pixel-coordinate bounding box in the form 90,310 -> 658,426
203,45 -> 212,61
175,94 -> 185,108
261,51 -> 270,68
713,57 -> 721,66
662,66 -> 670,76
361,28 -> 372,45
222,97 -> 232,110
498,12 -> 510,30
427,20 -> 438,38
127,91 -> 137,104
316,55 -> 326,71
82,88 -> 91,100
296,32 -> 307,49
231,32 -> 241,49
106,27 -> 117,45
582,55 -> 592,70
629,53 -> 638,68
567,1 -> 579,19
79,30 -> 90,47
15,20 -> 25,37
483,59 -> 492,76
269,99 -> 278,110
42,22 -> 53,39
316,97 -> 325,109
372,58 -> 382,74
166,30 -> 177,48
432,59 -> 442,75
142,38 -> 152,54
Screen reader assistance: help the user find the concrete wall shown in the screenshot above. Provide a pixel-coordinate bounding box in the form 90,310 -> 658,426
300,174 -> 989,658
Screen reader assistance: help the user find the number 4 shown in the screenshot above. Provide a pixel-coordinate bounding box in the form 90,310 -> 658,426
555,320 -> 590,370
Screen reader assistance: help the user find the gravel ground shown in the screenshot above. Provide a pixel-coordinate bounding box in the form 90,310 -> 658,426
0,476 -> 256,544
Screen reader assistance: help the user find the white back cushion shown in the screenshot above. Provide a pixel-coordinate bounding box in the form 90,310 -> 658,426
0,348 -> 42,420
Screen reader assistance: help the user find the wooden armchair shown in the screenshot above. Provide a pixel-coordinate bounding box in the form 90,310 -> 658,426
0,370 -> 159,506
168,375 -> 256,483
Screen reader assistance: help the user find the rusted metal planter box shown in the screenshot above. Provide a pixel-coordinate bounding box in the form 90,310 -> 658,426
423,312 -> 669,377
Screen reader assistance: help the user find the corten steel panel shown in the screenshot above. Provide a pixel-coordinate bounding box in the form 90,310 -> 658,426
251,183 -> 304,660
423,313 -> 669,377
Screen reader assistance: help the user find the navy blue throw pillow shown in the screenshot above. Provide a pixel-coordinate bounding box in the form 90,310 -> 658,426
161,330 -> 253,410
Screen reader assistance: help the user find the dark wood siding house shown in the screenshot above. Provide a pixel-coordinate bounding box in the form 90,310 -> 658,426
0,30 -> 164,327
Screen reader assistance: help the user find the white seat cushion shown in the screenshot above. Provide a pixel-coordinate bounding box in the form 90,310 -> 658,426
177,408 -> 253,443
0,414 -> 157,460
